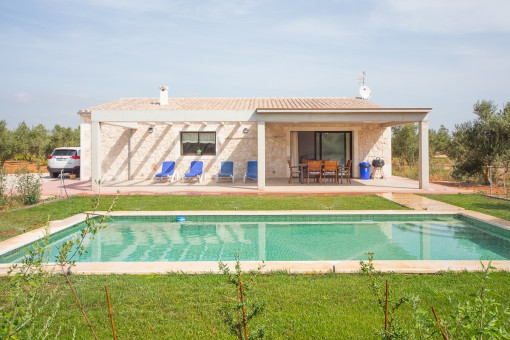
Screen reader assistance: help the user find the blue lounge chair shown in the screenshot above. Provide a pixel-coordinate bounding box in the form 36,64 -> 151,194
216,161 -> 236,183
243,160 -> 257,183
183,161 -> 204,183
154,161 -> 178,183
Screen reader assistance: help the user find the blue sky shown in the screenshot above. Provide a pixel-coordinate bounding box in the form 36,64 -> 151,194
1,0 -> 509,131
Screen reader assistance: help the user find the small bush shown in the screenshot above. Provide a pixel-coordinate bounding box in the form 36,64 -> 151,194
15,168 -> 42,205
392,158 -> 453,182
0,167 -> 7,205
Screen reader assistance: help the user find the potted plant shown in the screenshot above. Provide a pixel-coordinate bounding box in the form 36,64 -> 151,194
196,149 -> 202,155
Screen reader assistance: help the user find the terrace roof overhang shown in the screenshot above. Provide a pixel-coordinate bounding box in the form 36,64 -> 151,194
255,107 -> 432,127
82,104 -> 433,193
81,107 -> 432,128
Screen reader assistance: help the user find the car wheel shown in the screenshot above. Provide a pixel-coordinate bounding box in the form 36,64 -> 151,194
50,172 -> 59,178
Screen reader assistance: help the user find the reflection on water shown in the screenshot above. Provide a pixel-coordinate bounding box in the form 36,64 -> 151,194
2,217 -> 510,263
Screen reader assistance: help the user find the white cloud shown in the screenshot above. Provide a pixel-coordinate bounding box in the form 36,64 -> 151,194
12,93 -> 32,103
60,0 -> 264,22
275,17 -> 355,39
371,0 -> 510,34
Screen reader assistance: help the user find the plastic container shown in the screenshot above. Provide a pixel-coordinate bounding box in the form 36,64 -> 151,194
359,162 -> 371,180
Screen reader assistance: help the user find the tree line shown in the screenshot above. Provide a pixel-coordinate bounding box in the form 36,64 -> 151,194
0,120 -> 80,166
392,100 -> 510,182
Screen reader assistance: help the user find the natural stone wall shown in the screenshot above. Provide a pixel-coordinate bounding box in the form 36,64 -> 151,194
265,123 -> 391,178
358,126 -> 392,177
97,122 -> 258,181
101,124 -> 129,180
80,118 -> 391,181
265,124 -> 287,178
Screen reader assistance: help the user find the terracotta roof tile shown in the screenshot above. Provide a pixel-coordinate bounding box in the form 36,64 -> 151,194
85,97 -> 382,111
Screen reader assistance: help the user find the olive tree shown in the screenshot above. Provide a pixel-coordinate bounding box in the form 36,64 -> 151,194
392,124 -> 419,165
429,125 -> 451,156
0,120 -> 15,166
48,125 -> 80,153
28,124 -> 49,161
448,100 -> 510,182
13,121 -> 31,161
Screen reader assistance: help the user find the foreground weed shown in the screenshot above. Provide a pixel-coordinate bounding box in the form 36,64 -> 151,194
361,254 -> 510,339
1,228 -> 59,339
360,252 -> 411,339
55,188 -> 117,340
219,254 -> 265,340
438,261 -> 510,339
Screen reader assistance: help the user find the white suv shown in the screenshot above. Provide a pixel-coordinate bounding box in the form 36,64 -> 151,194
47,147 -> 81,178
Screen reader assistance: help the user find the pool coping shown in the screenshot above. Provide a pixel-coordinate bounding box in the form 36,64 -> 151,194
1,210 -> 510,275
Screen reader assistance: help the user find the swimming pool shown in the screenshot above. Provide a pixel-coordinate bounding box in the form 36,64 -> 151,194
1,213 -> 509,263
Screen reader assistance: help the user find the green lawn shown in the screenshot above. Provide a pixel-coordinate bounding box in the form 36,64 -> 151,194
422,193 -> 510,221
0,194 -> 406,241
2,193 -> 510,338
1,271 -> 509,339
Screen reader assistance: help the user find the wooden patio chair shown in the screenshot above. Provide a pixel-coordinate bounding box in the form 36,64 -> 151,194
307,160 -> 322,184
287,160 -> 300,184
323,160 -> 338,184
339,159 -> 352,183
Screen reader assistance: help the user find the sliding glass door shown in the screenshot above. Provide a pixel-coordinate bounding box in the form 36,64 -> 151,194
297,131 -> 351,165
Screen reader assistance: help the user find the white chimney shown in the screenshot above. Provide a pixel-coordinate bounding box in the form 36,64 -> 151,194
159,86 -> 168,105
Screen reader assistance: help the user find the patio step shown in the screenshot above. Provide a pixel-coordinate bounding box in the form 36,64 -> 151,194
377,193 -> 464,211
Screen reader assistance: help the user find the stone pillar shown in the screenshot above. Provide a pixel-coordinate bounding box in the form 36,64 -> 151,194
79,115 -> 91,181
257,120 -> 266,190
418,117 -> 430,189
91,121 -> 102,192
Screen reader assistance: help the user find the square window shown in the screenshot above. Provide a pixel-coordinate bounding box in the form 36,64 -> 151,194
181,132 -> 216,155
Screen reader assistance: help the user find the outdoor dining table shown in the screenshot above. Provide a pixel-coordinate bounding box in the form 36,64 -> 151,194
298,163 -> 346,184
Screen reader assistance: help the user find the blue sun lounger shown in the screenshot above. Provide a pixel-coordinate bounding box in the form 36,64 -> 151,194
216,161 -> 235,183
243,160 -> 257,183
154,161 -> 178,183
182,161 -> 204,183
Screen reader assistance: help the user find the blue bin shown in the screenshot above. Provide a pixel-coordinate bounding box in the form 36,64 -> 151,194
359,162 -> 370,180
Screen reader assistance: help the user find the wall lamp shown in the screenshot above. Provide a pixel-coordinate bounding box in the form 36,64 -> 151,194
148,127 -> 154,133
243,128 -> 249,133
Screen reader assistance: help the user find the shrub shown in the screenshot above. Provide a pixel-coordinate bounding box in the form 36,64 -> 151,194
15,168 -> 42,205
0,167 -> 7,205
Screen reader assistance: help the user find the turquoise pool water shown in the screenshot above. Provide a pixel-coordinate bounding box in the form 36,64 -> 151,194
1,214 -> 510,263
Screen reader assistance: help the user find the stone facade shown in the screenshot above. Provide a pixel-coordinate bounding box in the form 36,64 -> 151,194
265,123 -> 391,179
81,113 -> 391,182
358,125 -> 392,177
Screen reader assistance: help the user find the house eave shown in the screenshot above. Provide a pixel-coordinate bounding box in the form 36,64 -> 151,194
256,108 -> 432,114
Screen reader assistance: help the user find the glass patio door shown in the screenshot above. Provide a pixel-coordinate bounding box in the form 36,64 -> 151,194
297,131 -> 351,165
315,132 -> 351,165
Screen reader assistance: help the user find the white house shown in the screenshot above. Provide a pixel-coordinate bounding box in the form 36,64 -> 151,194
79,86 -> 431,192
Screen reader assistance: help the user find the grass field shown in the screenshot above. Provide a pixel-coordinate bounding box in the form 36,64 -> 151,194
422,193 -> 510,221
1,270 -> 509,339
0,194 -> 406,241
2,193 -> 510,338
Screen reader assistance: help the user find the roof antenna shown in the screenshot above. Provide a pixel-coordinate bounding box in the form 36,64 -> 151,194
358,71 -> 372,100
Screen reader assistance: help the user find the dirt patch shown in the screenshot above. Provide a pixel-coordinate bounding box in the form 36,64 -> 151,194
0,229 -> 18,238
2,160 -> 47,174
432,180 -> 509,195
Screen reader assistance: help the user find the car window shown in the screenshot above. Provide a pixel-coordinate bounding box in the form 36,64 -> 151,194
52,149 -> 77,156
